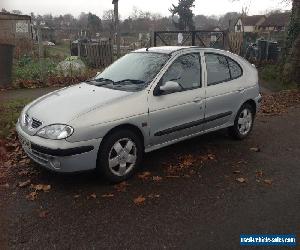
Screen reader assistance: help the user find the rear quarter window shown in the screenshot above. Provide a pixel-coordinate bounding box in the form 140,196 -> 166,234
227,58 -> 243,79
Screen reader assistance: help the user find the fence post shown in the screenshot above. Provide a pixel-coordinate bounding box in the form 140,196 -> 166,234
77,42 -> 81,58
37,26 -> 46,83
154,32 -> 157,47
192,31 -> 195,46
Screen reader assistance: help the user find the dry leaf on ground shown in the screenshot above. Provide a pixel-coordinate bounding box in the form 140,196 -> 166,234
32,184 -> 51,192
148,194 -> 160,199
90,193 -> 97,199
26,191 -> 38,201
250,147 -> 261,152
114,181 -> 129,192
18,179 -> 31,188
152,176 -> 163,181
264,179 -> 273,185
101,193 -> 114,198
138,171 -> 151,180
39,210 -> 48,218
133,195 -> 146,205
236,177 -> 247,183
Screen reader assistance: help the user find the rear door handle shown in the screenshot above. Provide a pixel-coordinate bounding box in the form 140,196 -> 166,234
193,97 -> 202,103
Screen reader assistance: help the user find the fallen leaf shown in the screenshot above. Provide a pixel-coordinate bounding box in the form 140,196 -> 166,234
39,210 -> 48,218
152,176 -> 163,181
148,194 -> 160,199
236,177 -> 246,183
207,154 -> 215,160
101,193 -> 114,198
32,184 -> 51,192
18,170 -> 29,176
114,181 -> 129,192
138,171 -> 151,180
264,179 -> 272,185
256,170 -> 264,178
1,183 -> 9,188
90,193 -> 97,199
74,194 -> 80,199
26,191 -> 38,201
250,147 -> 261,152
133,195 -> 146,205
18,179 -> 31,188
233,170 -> 241,174
33,184 -> 44,191
42,185 -> 51,192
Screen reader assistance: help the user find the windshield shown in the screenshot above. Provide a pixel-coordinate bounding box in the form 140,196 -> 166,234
93,52 -> 170,90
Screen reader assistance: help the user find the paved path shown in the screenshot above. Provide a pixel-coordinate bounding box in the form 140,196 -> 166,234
0,87 -> 59,102
1,104 -> 299,249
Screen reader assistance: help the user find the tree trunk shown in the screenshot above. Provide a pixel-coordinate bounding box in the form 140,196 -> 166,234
283,0 -> 300,85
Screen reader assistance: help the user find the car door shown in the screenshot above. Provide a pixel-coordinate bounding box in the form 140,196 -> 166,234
203,53 -> 244,131
148,52 -> 205,147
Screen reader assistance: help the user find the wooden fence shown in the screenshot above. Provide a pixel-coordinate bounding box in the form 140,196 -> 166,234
228,32 -> 244,55
77,41 -> 113,68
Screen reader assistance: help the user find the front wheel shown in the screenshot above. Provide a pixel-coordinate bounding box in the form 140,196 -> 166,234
97,129 -> 143,183
229,103 -> 255,140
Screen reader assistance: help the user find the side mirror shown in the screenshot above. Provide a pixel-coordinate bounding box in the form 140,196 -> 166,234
154,81 -> 182,96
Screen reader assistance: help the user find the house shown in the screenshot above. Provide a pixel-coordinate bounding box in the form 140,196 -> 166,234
260,12 -> 290,32
235,15 -> 266,33
0,12 -> 32,42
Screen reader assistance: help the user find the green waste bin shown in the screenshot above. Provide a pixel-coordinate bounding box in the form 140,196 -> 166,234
0,44 -> 14,87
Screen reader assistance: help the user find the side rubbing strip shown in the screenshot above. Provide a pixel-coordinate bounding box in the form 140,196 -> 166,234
154,111 -> 232,136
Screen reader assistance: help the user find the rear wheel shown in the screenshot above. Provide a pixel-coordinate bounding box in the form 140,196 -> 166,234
97,129 -> 143,183
229,103 -> 255,140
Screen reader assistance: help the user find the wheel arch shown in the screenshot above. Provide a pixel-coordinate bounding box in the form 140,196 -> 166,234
99,123 -> 145,151
243,99 -> 257,115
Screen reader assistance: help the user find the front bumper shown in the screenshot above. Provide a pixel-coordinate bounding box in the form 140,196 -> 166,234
16,122 -> 102,173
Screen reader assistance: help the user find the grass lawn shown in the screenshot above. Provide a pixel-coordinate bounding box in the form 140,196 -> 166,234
45,41 -> 71,62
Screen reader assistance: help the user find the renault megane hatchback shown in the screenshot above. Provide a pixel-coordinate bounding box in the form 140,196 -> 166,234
17,46 -> 262,182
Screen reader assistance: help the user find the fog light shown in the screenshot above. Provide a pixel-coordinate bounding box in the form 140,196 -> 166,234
50,159 -> 61,170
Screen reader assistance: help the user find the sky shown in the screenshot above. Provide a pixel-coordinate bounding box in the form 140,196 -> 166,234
1,0 -> 291,18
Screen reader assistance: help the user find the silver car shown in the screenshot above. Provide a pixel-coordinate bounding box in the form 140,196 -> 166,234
16,46 -> 262,182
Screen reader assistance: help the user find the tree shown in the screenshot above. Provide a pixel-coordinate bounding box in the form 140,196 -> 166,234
102,9 -> 115,37
218,12 -> 240,30
11,10 -> 22,15
232,0 -> 299,85
283,0 -> 300,84
169,0 -> 195,30
87,13 -> 103,36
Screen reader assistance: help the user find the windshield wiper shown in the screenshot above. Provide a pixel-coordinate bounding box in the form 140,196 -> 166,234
86,78 -> 115,86
113,79 -> 145,85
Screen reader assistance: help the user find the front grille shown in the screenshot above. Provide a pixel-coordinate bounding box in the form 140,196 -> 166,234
31,118 -> 42,129
24,113 -> 42,129
24,114 -> 30,126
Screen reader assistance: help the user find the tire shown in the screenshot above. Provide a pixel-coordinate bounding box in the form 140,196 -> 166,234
229,103 -> 255,140
97,129 -> 143,183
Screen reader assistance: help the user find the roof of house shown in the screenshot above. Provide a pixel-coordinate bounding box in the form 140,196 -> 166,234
0,12 -> 31,20
242,15 -> 265,26
260,12 -> 290,27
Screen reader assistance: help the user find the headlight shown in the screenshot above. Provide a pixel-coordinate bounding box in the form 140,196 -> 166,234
36,124 -> 74,140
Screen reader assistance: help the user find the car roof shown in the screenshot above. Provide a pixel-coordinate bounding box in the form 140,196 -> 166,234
133,46 -> 225,55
